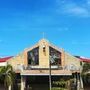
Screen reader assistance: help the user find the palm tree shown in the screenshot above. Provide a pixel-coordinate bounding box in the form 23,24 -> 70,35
0,65 -> 15,90
81,62 -> 90,88
82,62 -> 90,74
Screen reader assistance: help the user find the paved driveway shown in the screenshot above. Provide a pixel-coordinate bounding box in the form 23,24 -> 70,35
30,84 -> 49,90
0,85 -> 5,90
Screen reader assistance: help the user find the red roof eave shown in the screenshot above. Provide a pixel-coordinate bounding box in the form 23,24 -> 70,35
80,58 -> 90,63
0,56 -> 13,62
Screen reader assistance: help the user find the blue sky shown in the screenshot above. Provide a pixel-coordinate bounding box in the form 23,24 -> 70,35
0,0 -> 90,58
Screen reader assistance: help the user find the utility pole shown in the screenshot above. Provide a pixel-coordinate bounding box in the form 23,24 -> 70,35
49,56 -> 52,90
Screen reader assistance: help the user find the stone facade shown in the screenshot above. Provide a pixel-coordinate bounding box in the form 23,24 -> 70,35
6,39 -> 82,90
7,39 -> 80,73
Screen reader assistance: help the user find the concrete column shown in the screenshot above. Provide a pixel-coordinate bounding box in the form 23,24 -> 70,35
21,76 -> 26,90
80,76 -> 84,89
80,66 -> 84,90
77,80 -> 80,90
8,85 -> 11,90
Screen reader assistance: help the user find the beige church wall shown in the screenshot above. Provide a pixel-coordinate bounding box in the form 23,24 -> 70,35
7,52 -> 25,70
7,39 -> 81,72
23,39 -> 50,68
61,49 -> 65,67
23,43 -> 39,67
64,52 -> 80,70
38,39 -> 49,68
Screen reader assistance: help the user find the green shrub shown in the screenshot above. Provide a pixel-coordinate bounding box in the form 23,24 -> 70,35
51,87 -> 67,90
53,79 -> 67,88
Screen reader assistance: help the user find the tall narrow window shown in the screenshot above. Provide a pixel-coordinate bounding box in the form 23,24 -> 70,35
49,47 -> 61,65
27,47 -> 39,65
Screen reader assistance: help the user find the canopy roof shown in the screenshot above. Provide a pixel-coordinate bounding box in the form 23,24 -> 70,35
21,70 -> 72,76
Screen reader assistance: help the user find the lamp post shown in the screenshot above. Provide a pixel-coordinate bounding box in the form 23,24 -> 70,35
49,56 -> 52,90
80,63 -> 84,89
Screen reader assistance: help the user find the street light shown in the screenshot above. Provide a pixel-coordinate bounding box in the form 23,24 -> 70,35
49,56 -> 52,90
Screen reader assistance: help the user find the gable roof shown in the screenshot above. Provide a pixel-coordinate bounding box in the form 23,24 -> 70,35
25,39 -> 63,52
80,57 -> 90,63
75,56 -> 90,63
0,56 -> 13,62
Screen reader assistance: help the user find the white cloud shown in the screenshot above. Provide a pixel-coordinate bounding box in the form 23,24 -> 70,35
0,40 -> 2,43
0,40 -> 4,43
56,0 -> 90,17
67,7 -> 88,16
57,27 -> 69,32
87,0 -> 90,5
62,3 -> 89,17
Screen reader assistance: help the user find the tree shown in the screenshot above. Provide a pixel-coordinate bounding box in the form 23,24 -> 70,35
82,62 -> 90,86
0,65 -> 15,90
82,62 -> 90,74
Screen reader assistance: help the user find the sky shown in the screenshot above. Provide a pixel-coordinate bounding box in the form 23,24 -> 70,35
0,0 -> 90,58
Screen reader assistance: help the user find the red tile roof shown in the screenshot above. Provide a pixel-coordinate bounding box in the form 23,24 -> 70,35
0,56 -> 13,62
79,57 -> 90,63
75,56 -> 90,63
